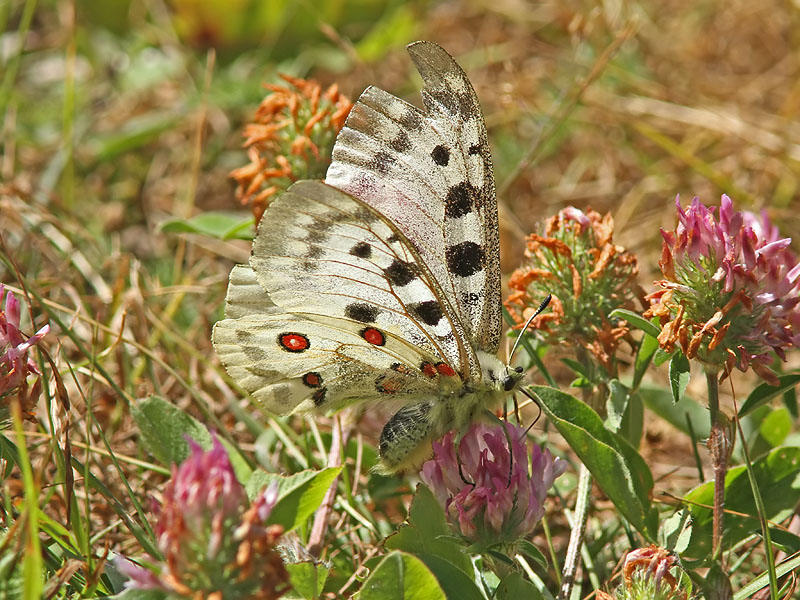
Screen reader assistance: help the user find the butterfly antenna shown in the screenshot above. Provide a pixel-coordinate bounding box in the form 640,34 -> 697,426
518,386 -> 542,434
508,294 -> 552,363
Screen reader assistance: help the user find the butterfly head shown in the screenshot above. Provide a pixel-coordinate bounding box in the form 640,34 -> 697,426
505,365 -> 525,392
476,351 -> 525,394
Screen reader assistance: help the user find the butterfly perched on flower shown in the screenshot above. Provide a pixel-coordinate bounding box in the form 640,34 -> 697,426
213,41 -> 528,473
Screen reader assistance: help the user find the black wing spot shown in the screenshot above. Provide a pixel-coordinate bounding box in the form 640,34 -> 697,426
304,245 -> 324,260
350,241 -> 372,258
446,241 -> 484,277
305,229 -> 328,244
398,107 -> 423,130
345,302 -> 380,323
445,182 -> 478,218
384,259 -> 417,287
431,144 -> 450,166
411,300 -> 443,326
312,387 -> 327,406
391,130 -> 412,153
468,144 -> 481,155
457,92 -> 474,118
369,151 -> 395,175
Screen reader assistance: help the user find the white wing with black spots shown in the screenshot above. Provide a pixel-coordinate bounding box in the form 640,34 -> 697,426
326,41 -> 501,362
251,180 -> 470,375
213,263 -> 458,415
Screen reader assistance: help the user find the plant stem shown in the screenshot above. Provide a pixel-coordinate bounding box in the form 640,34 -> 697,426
558,463 -> 592,600
705,367 -> 729,564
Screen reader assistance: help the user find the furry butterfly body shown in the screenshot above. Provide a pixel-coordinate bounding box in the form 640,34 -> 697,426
213,41 -> 522,473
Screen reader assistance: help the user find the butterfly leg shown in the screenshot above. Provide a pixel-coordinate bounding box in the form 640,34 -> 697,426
377,401 -> 435,473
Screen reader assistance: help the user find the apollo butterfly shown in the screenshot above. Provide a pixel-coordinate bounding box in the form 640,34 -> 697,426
213,41 -> 526,473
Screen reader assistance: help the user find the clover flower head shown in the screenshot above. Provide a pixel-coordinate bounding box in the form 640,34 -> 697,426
646,195 -> 800,383
230,75 -> 352,222
0,284 -> 49,418
505,206 -> 642,373
116,435 -> 289,599
420,422 -> 566,550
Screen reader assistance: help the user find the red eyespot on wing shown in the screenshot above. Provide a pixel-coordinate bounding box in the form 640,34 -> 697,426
421,362 -> 437,378
435,362 -> 457,377
391,363 -> 412,375
278,332 -> 310,353
360,327 -> 386,346
302,372 -> 322,388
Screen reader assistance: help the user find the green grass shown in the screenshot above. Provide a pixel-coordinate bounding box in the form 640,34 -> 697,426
1,0 -> 799,598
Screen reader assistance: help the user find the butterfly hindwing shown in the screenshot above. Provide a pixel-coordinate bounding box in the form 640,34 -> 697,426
326,41 -> 501,364
213,264 -> 452,416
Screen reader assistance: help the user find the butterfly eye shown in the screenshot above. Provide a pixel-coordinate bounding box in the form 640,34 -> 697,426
514,366 -> 523,373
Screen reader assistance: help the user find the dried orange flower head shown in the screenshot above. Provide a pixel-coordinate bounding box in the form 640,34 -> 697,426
619,545 -> 686,600
230,75 -> 353,223
505,207 -> 642,374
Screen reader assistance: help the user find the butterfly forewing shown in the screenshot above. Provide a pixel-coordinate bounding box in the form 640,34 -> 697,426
251,180 -> 469,374
326,41 -> 501,364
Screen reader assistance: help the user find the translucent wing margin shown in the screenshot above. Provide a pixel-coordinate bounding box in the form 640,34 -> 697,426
326,41 -> 501,360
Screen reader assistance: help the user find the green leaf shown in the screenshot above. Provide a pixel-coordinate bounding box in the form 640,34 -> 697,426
758,408 -> 792,447
609,309 -> 661,338
618,391 -> 644,449
653,347 -> 673,367
245,467 -> 342,533
633,333 -> 659,388
530,385 -> 656,537
638,385 -> 709,439
0,434 -> 21,477
494,571 -> 546,600
412,554 -> 485,600
560,357 -> 594,381
768,528 -> 800,554
131,396 -> 210,466
739,373 -> 800,417
517,539 -> 548,570
359,552 -> 446,600
702,562 -> 733,600
285,562 -> 329,600
668,352 -> 691,403
683,446 -> 800,559
605,379 -> 628,433
658,509 -> 692,554
385,484 -> 472,576
159,212 -> 255,240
